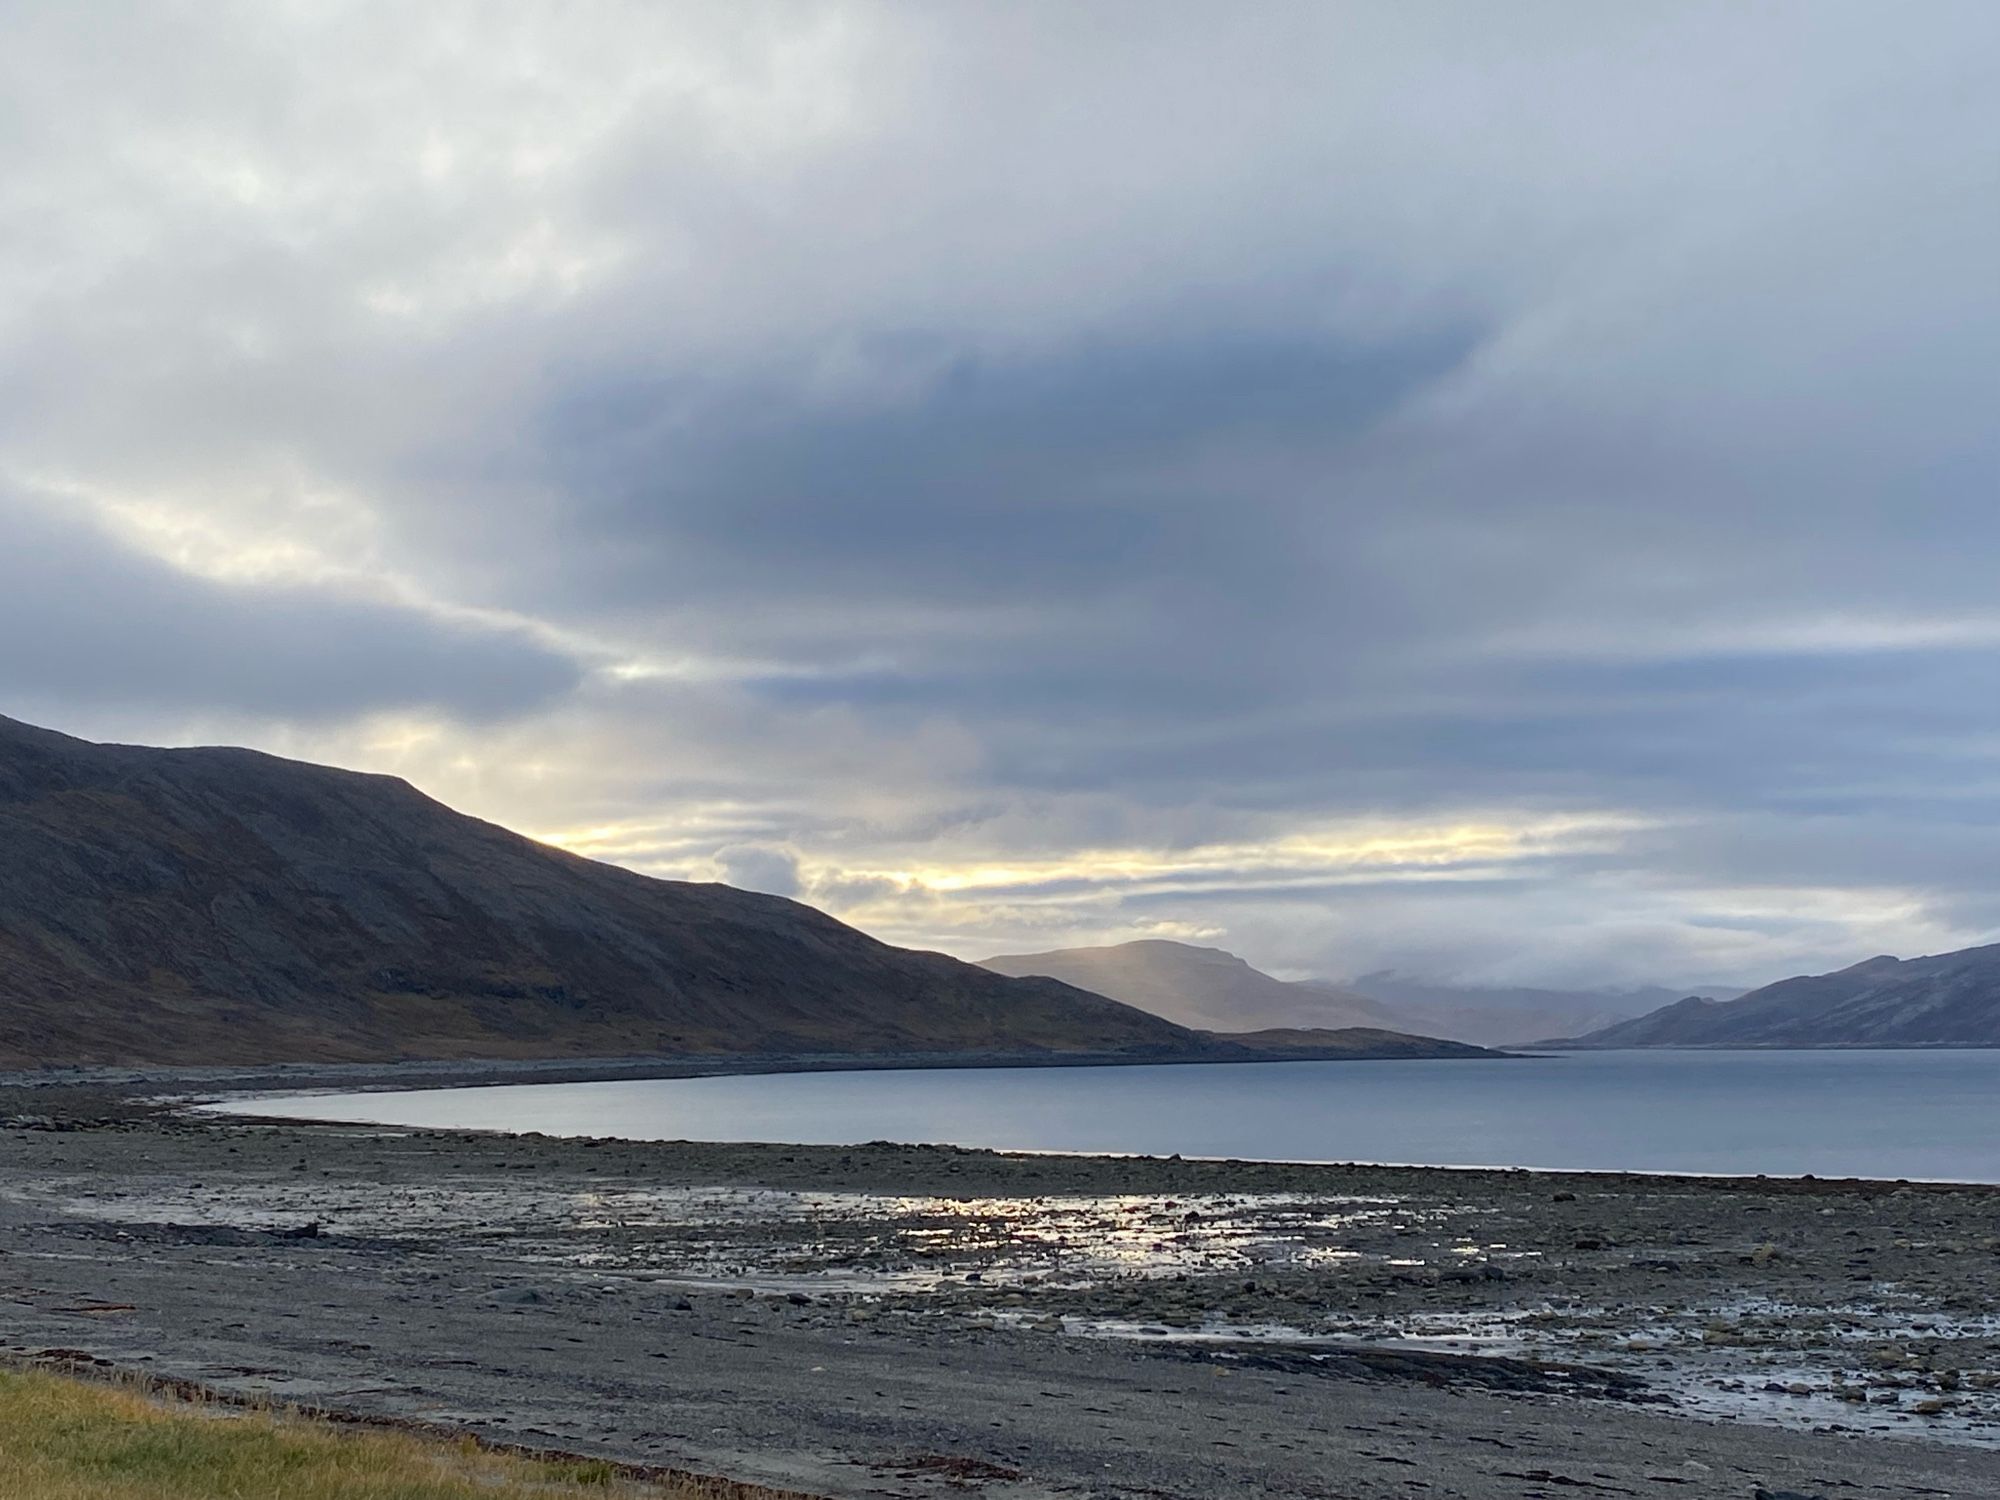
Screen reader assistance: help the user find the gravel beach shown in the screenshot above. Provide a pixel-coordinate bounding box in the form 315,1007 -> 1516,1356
5,1073 -> 2000,1499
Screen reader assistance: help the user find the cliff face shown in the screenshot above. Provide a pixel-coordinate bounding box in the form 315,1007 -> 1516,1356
0,716 -> 1194,1066
1549,949 -> 2000,1048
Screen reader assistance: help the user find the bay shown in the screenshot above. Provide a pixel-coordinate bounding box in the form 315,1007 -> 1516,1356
209,1048 -> 2000,1182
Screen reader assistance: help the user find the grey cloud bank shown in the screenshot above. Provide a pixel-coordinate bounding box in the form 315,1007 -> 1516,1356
0,501 -> 580,721
3,2 -> 1998,989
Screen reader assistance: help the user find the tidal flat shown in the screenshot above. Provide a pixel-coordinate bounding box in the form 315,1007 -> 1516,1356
5,1084 -> 2000,1499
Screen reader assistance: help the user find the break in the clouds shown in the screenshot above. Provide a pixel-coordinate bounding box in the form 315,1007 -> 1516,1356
4,2 -> 2000,988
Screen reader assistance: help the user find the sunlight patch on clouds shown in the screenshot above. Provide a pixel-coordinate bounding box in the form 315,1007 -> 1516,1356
359,216 -> 631,325
522,806 -> 1662,961
784,811 -> 1664,961
58,478 -> 384,591
12,467 -> 725,691
531,809 -> 1654,905
851,811 -> 1652,899
529,805 -> 806,867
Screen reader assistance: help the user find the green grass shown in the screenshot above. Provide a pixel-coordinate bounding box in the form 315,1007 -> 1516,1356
0,1369 -> 737,1500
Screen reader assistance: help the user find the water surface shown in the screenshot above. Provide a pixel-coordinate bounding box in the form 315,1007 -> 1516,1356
210,1048 -> 2000,1180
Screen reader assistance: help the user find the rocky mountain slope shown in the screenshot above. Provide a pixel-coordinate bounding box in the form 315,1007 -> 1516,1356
0,715 -> 1205,1067
1548,946 -> 2000,1048
979,940 -> 1410,1034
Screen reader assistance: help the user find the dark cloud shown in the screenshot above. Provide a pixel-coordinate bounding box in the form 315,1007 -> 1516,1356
538,323 -> 1479,605
0,502 -> 580,721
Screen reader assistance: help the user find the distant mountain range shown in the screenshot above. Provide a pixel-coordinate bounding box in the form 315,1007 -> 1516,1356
1340,972 -> 1706,1049
979,941 -> 1693,1048
1549,946 -> 2000,1048
980,940 -> 1403,1033
0,716 -> 1494,1068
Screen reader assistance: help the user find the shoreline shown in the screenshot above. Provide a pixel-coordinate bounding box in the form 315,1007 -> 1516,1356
196,1101 -> 2000,1194
5,1090 -> 2000,1496
168,1051 -> 2000,1195
0,1039 -> 1520,1104
14,1052 -> 1998,1192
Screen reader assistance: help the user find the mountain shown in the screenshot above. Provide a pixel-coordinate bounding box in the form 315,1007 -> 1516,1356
979,940 -> 1411,1034
1341,972 -> 1703,1049
0,715 -> 1204,1067
1548,946 -> 2000,1048
974,940 -> 1714,1050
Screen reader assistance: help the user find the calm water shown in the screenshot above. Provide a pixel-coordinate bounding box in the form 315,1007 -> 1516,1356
211,1049 -> 2000,1181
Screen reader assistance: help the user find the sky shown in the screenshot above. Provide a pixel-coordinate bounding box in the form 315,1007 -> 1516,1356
4,2 -> 1999,990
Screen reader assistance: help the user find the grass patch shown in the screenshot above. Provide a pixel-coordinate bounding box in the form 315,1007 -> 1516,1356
0,1369 -> 736,1500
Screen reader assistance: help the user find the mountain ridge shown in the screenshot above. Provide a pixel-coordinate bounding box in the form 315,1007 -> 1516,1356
0,714 -> 1197,1067
1547,943 -> 2000,1048
0,716 -> 1502,1068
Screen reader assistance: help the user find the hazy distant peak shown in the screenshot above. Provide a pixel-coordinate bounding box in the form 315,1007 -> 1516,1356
981,939 -> 1410,1036
1332,971 -> 1706,1048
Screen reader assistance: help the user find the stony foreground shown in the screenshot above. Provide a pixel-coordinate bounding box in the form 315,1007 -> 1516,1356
4,1091 -> 2000,1499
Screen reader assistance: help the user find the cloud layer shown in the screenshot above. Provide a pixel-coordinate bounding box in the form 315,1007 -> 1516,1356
6,2 -> 2000,987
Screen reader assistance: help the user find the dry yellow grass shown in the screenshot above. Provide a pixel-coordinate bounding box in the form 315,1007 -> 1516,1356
0,1369 -> 733,1500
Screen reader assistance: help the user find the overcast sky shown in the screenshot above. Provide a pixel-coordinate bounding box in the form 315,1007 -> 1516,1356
5,2 -> 1999,989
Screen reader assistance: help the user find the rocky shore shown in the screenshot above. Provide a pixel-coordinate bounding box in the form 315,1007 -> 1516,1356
4,1081 -> 2000,1498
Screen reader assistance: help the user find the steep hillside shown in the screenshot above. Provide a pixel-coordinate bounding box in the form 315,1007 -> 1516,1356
0,716 -> 1196,1067
1549,947 -> 2000,1048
